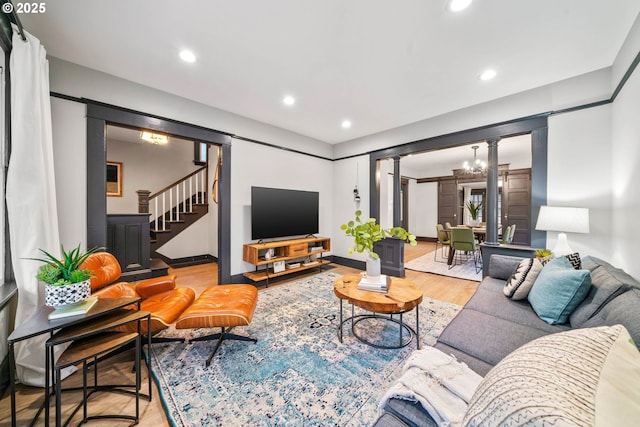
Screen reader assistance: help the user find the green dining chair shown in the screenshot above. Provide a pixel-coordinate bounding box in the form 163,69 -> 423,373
448,227 -> 482,273
435,224 -> 450,262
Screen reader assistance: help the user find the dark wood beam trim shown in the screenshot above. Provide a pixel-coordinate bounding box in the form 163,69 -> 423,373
86,102 -> 230,146
369,116 -> 547,161
530,126 -> 548,249
231,135 -> 332,161
611,49 -> 640,102
416,166 -> 530,183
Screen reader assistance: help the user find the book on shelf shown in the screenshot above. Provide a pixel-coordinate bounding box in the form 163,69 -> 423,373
48,297 -> 98,320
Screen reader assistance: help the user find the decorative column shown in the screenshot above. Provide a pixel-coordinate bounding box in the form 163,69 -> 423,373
485,139 -> 500,245
393,156 -> 401,227
376,156 -> 406,277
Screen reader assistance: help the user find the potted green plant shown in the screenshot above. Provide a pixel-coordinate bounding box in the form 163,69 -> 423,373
340,210 -> 417,276
465,200 -> 483,226
31,244 -> 102,307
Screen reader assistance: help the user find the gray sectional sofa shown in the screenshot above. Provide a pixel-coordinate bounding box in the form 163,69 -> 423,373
376,254 -> 640,427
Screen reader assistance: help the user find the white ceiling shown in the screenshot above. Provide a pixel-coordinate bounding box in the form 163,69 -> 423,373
21,0 -> 640,144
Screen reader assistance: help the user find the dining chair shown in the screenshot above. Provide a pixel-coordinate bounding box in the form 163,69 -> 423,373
499,224 -> 515,244
434,224 -> 450,262
445,222 -> 452,230
448,227 -> 482,273
507,224 -> 516,243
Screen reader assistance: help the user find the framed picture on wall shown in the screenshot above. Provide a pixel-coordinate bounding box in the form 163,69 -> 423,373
106,161 -> 122,197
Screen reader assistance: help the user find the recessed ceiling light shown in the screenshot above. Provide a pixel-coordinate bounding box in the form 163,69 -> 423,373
448,0 -> 472,12
341,120 -> 352,129
179,50 -> 196,63
479,69 -> 497,81
283,95 -> 295,106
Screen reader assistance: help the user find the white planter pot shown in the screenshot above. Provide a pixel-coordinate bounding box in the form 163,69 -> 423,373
44,280 -> 91,307
366,255 -> 381,278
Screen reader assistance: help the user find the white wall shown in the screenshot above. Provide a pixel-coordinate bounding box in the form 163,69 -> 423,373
51,97 -> 87,250
611,57 -> 640,277
332,156 -> 369,262
547,105 -> 612,260
156,216 -> 212,259
410,182 -> 438,238
230,138 -> 334,275
106,137 -> 200,214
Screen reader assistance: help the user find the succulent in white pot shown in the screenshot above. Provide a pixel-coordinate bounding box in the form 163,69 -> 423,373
31,245 -> 102,307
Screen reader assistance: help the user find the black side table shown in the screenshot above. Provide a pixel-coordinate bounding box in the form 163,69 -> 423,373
7,297 -> 150,427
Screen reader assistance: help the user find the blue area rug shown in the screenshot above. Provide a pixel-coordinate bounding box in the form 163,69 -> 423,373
150,271 -> 462,426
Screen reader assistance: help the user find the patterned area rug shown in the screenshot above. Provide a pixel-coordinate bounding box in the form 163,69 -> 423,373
149,271 -> 462,426
405,251 -> 482,281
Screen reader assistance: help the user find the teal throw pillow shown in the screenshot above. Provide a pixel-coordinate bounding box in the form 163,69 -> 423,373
528,256 -> 592,324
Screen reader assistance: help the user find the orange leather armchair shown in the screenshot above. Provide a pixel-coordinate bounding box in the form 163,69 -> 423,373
81,252 -> 196,335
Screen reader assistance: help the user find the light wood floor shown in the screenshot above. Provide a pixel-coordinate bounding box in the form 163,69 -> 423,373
0,241 -> 477,426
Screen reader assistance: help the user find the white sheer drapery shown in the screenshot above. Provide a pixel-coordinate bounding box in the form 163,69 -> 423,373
6,25 -> 62,387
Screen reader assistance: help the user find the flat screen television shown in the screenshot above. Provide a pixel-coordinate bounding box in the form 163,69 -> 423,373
251,186 -> 319,240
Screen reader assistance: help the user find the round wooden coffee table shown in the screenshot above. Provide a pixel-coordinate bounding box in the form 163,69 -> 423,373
334,274 -> 423,349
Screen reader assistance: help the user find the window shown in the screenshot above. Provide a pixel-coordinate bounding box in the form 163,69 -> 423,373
470,188 -> 502,225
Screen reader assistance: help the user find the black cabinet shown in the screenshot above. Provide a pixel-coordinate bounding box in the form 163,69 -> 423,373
106,214 -> 151,272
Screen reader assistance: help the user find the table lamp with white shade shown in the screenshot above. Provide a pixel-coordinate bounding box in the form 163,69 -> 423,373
535,206 -> 590,256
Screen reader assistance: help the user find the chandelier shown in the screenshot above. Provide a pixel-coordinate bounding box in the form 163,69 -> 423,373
463,145 -> 486,174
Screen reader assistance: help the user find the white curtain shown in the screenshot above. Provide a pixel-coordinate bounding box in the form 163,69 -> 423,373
6,25 -> 62,387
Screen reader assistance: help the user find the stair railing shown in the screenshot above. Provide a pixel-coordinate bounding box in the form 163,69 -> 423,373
139,166 -> 208,231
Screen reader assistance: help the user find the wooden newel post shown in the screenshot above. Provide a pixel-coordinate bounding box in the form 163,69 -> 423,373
137,190 -> 151,213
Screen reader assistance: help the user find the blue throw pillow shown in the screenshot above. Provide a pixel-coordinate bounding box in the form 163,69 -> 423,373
528,256 -> 592,324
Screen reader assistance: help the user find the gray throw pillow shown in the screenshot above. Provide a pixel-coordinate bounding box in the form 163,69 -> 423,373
503,258 -> 543,300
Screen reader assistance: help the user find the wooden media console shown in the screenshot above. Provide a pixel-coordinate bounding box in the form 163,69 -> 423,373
243,237 -> 331,284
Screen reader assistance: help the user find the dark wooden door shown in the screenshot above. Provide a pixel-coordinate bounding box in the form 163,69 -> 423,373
502,170 -> 531,245
438,178 -> 458,227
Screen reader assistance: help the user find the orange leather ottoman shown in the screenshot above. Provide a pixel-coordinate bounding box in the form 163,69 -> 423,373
175,285 -> 258,366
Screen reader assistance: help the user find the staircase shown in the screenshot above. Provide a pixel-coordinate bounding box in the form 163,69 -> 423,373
150,194 -> 208,255
140,167 -> 209,263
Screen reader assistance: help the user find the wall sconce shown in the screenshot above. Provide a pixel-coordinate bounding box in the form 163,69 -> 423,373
353,186 -> 361,203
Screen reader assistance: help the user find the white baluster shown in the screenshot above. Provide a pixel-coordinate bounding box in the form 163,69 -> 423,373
201,170 -> 205,204
162,193 -> 166,231
195,172 -> 199,206
154,197 -> 158,230
189,178 -> 193,212
176,183 -> 180,221
169,187 -> 173,222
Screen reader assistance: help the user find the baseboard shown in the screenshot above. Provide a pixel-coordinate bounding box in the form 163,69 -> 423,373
416,236 -> 437,242
331,256 -> 365,270
158,254 -> 217,268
